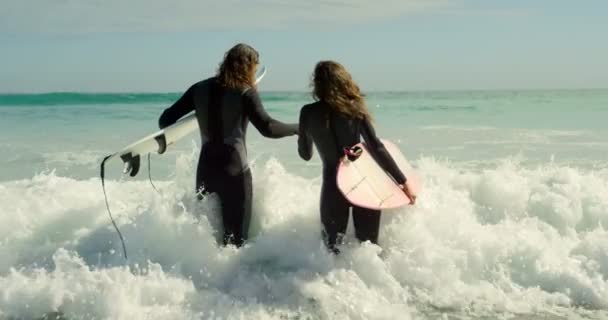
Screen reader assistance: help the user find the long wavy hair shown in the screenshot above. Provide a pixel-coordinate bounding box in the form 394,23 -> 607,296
312,61 -> 371,121
217,43 -> 259,89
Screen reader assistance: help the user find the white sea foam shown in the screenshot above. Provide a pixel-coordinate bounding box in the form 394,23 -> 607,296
1,152 -> 607,319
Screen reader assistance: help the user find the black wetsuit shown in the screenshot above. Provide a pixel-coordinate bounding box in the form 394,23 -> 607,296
298,101 -> 406,252
159,77 -> 298,246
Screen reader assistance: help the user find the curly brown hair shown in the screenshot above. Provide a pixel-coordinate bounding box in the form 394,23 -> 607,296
312,61 -> 372,121
217,43 -> 259,89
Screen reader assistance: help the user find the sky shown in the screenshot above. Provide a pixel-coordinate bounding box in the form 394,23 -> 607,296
1,0 -> 607,92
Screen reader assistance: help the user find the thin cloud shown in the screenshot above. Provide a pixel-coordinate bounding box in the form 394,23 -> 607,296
439,7 -> 534,17
1,0 -> 448,33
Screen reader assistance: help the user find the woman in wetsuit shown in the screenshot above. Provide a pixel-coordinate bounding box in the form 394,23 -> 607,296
158,43 -> 298,247
298,61 -> 416,253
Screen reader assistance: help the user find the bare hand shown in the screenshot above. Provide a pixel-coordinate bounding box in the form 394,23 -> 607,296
401,183 -> 417,205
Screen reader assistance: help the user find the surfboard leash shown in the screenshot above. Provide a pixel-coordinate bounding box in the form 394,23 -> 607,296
100,155 -> 129,260
147,153 -> 160,193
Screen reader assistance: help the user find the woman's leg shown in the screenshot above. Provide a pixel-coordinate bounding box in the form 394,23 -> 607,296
352,206 -> 381,244
320,179 -> 350,253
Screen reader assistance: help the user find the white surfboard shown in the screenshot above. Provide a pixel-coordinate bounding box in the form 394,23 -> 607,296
103,66 -> 267,176
336,139 -> 421,210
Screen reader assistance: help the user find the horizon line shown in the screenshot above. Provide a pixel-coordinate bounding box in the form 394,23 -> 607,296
1,87 -> 608,95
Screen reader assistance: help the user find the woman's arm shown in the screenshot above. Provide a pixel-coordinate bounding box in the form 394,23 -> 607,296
360,119 -> 407,184
298,107 -> 313,161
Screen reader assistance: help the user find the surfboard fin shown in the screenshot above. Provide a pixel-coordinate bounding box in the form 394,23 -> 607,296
154,134 -> 167,154
120,153 -> 141,177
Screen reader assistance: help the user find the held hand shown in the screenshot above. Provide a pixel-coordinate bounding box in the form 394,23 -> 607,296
400,183 -> 417,205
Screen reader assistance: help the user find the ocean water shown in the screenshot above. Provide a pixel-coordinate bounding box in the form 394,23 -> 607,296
1,90 -> 607,320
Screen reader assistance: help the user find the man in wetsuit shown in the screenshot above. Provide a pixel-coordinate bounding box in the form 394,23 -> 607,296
158,44 -> 298,247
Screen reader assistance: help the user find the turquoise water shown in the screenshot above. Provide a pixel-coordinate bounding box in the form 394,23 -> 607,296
1,90 -> 607,180
1,90 -> 607,320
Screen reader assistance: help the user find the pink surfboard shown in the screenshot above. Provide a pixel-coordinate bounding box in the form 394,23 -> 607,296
336,140 -> 421,210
